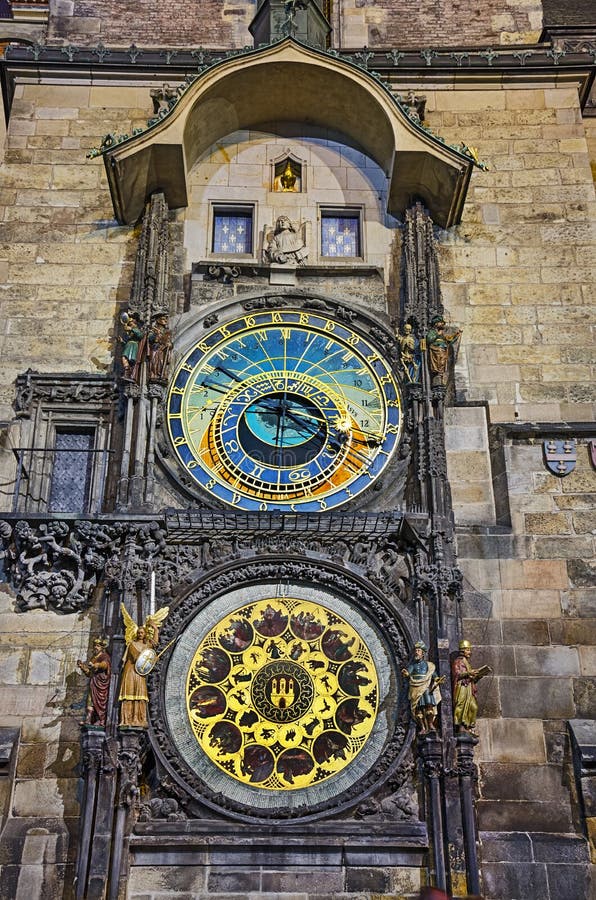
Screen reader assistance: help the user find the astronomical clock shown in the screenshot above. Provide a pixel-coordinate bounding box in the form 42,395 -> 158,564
149,297 -> 415,821
164,306 -> 402,511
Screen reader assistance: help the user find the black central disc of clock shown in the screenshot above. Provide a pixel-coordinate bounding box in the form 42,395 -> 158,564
238,392 -> 327,468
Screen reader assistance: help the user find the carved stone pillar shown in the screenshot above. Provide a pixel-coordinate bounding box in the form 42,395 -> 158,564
418,732 -> 447,892
76,729 -> 105,900
455,732 -> 481,896
108,729 -> 145,900
117,191 -> 172,512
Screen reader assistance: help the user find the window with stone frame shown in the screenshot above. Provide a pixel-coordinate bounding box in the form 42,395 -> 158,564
212,204 -> 254,256
6,373 -> 116,515
320,208 -> 362,258
48,428 -> 96,514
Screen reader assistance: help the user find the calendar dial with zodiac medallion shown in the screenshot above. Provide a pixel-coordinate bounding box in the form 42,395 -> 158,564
166,308 -> 402,511
186,597 -> 378,790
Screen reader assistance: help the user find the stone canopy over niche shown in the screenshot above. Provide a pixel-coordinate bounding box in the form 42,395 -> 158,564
102,39 -> 474,228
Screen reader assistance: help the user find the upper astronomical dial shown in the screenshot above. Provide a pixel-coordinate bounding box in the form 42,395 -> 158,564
167,309 -> 402,511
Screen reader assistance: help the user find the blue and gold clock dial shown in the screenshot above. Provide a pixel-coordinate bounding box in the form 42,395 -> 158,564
167,309 -> 402,511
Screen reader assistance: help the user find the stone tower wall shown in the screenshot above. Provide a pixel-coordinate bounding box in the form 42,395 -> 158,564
45,0 -> 543,48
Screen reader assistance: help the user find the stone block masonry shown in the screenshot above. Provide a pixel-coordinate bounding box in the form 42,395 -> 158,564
44,0 -> 543,48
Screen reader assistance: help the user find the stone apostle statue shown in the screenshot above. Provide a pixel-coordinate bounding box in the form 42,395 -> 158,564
401,641 -> 444,733
451,639 -> 492,733
426,315 -> 462,386
265,216 -> 308,265
118,603 -> 169,728
77,637 -> 111,727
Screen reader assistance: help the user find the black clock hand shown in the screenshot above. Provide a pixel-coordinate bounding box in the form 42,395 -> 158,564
279,390 -> 287,452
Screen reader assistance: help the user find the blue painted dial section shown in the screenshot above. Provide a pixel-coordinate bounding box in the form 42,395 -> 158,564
166,309 -> 402,511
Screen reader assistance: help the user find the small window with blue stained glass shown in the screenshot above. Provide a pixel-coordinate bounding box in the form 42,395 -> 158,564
321,210 -> 361,258
212,206 -> 253,255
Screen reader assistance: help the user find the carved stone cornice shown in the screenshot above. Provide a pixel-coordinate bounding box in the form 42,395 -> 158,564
14,370 -> 116,416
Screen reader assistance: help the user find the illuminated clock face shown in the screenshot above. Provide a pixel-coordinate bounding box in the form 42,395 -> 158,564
167,308 -> 402,511
185,597 -> 379,791
161,573 -> 400,815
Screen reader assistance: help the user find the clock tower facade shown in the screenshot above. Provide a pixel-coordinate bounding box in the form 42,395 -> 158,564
0,3 -> 595,899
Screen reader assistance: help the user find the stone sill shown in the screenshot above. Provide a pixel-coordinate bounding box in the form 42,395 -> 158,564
130,820 -> 428,867
192,261 -> 384,279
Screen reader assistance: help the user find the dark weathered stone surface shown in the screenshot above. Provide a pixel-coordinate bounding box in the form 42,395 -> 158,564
515,646 -> 580,677
475,675 -> 501,718
482,861 -> 549,900
478,800 -> 573,833
532,833 -> 590,863
544,721 -> 569,766
479,831 -> 533,862
573,678 -> 596,718
479,763 -> 569,802
549,619 -> 596,646
260,869 -> 344,892
345,867 -> 391,892
546,862 -> 592,899
501,620 -> 550,646
561,589 -> 596,618
208,868 -> 260,892
460,618 -> 503,646
566,559 -> 596,589
455,533 -> 516,560
472,645 -> 515,675
500,676 -> 575,718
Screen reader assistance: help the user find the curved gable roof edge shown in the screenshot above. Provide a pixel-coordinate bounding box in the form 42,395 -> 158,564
103,38 -> 474,228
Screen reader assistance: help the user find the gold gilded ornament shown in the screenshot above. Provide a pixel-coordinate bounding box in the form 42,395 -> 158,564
185,598 -> 378,790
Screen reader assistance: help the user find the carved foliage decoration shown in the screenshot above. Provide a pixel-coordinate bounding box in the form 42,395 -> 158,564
102,521 -> 415,611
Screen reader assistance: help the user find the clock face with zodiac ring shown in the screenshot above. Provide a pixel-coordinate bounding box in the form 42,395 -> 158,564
166,308 -> 402,511
161,575 -> 400,814
185,597 -> 378,791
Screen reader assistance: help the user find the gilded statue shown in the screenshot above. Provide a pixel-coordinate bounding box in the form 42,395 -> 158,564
451,639 -> 492,733
402,641 -> 444,733
77,637 -> 111,727
275,160 -> 298,192
119,603 -> 169,728
426,315 -> 462,386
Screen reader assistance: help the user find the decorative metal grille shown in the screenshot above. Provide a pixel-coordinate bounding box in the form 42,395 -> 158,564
49,431 -> 94,513
321,213 -> 360,257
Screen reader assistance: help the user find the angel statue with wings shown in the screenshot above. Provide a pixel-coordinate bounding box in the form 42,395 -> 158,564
119,603 -> 169,728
